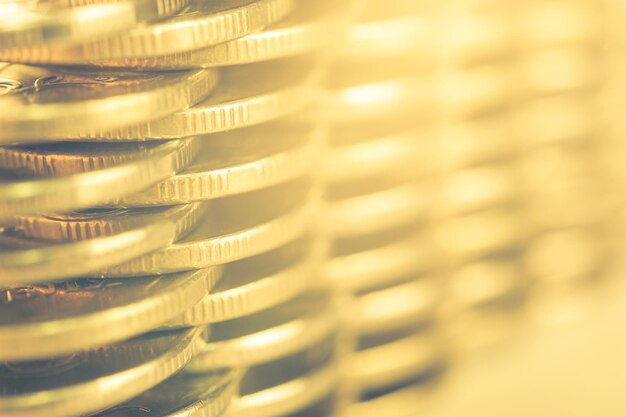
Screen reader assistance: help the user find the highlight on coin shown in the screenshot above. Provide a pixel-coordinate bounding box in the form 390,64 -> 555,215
0,0 -> 625,416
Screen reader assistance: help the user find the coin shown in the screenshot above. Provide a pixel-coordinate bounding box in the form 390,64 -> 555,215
112,122 -> 323,206
0,204 -> 199,284
11,203 -> 204,242
1,0 -> 295,63
40,0 -> 189,18
327,231 -> 432,293
0,328 -> 202,417
0,268 -> 219,361
167,235 -> 325,325
324,127 -> 433,183
185,291 -> 337,370
0,0 -> 184,49
89,369 -> 239,417
79,58 -> 321,140
41,0 -> 344,68
227,338 -> 339,417
329,182 -> 428,238
100,180 -> 318,276
347,331 -> 443,394
0,138 -> 199,216
349,277 -> 441,336
0,64 -> 218,142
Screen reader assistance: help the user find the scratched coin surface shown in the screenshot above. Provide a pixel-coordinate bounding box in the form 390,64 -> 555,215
0,64 -> 217,142
0,268 -> 219,361
0,328 -> 202,417
1,0 -> 295,63
0,138 -> 199,216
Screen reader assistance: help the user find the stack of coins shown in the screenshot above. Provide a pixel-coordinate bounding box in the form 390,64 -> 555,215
433,0 -> 528,352
0,1 -> 352,417
516,0 -> 610,322
323,1 -> 447,416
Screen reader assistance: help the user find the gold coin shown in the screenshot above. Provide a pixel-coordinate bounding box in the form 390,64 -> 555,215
89,369 -> 239,417
0,268 -> 219,361
0,138 -> 199,216
41,0 -> 189,18
349,277 -> 441,336
10,203 -> 204,242
78,59 -> 321,140
329,182 -> 428,238
226,339 -> 339,417
0,64 -> 218,142
185,291 -> 337,370
0,329 -> 202,417
327,231 -> 432,293
112,122 -> 323,206
0,204 -> 199,284
167,235 -> 325,325
1,0 -> 295,63
347,330 -> 443,394
36,0 -> 344,68
101,180 -> 318,276
0,0 -> 187,49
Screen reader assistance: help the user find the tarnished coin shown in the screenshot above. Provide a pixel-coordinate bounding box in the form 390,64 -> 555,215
0,0 -> 187,49
81,59 -> 321,140
329,181 -> 429,238
10,202 -> 205,242
101,180 -> 318,276
185,291 -> 337,371
90,369 -> 239,417
0,268 -> 219,361
0,64 -> 218,142
168,234 -> 326,325
226,338 -> 339,417
0,138 -> 199,216
1,0 -> 294,63
34,0 -> 345,68
328,229 -> 433,293
112,122 -> 323,206
0,328 -> 202,417
0,204 -> 201,284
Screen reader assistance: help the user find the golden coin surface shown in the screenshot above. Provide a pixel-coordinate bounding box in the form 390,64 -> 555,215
0,268 -> 219,361
10,202 -> 204,242
0,64 -> 218,142
167,235 -> 325,325
186,291 -> 337,370
226,339 -> 339,417
0,0 -> 187,49
80,59 -> 321,140
40,0 -> 189,17
89,369 -> 239,417
36,0 -> 342,68
113,123 -> 323,206
1,0 -> 295,63
101,180 -> 317,276
0,328 -> 202,417
0,138 -> 199,216
0,204 -> 200,284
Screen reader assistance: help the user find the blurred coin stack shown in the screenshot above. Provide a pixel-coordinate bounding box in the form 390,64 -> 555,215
433,1 -> 528,351
322,1 -> 447,416
516,0 -> 610,322
0,1 -> 354,417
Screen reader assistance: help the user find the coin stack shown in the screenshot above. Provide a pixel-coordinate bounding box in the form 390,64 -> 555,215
516,0 -> 610,321
432,0 -> 529,352
323,1 -> 447,416
0,1 -> 355,417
